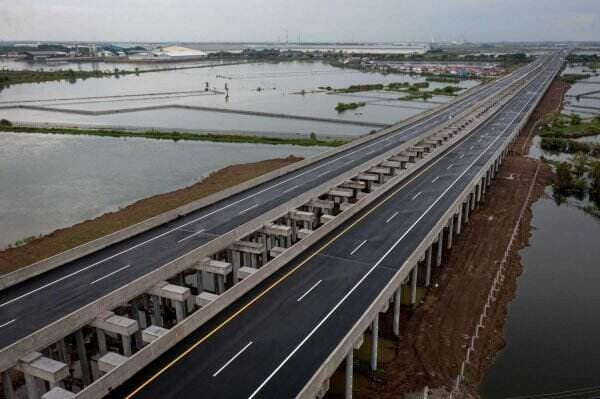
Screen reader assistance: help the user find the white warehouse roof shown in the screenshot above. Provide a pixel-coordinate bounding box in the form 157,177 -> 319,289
152,46 -> 207,58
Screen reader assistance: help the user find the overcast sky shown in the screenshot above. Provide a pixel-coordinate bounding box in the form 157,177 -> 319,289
1,0 -> 598,43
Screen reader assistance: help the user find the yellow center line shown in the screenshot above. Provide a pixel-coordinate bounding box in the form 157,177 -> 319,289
126,134 -> 463,398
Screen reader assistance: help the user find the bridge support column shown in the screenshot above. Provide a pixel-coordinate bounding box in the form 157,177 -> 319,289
75,330 -> 91,385
425,246 -> 433,287
464,198 -> 470,224
2,370 -> 15,399
447,217 -> 454,250
345,351 -> 354,399
456,208 -> 462,235
410,265 -> 418,306
393,286 -> 402,336
476,184 -> 482,203
97,328 -> 107,355
436,232 -> 443,267
470,192 -> 476,211
151,295 -> 163,327
370,315 -> 379,371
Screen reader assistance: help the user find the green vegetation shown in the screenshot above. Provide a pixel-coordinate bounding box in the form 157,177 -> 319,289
335,84 -> 383,93
432,86 -> 464,96
399,92 -> 433,101
0,68 -> 139,90
560,73 -> 591,84
0,118 -> 11,127
0,124 -> 348,147
539,115 -> 600,139
541,137 -> 600,157
334,102 -> 366,112
426,75 -> 461,84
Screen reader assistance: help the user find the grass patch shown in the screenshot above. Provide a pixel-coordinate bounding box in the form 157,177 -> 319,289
0,68 -> 141,89
334,102 -> 366,112
0,125 -> 348,147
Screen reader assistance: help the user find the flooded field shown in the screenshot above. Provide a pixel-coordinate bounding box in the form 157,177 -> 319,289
0,132 -> 327,249
0,60 -> 479,137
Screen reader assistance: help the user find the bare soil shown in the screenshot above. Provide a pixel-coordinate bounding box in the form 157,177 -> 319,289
0,156 -> 302,276
353,79 -> 568,398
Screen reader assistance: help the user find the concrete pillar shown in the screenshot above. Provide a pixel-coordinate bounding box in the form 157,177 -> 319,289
410,265 -> 418,306
24,372 -> 39,399
436,232 -> 443,267
447,217 -> 454,250
476,184 -> 482,202
75,330 -> 91,385
345,351 -> 353,399
121,335 -> 132,357
464,199 -> 470,223
370,316 -> 379,371
56,340 -> 68,364
97,328 -> 107,355
151,296 -> 163,327
174,300 -> 185,323
393,286 -> 402,337
470,192 -> 475,211
2,371 -> 15,399
456,208 -> 462,235
425,246 -> 433,287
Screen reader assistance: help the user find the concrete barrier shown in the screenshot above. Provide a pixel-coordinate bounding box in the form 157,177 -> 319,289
297,58 -> 559,399
0,71 -> 501,291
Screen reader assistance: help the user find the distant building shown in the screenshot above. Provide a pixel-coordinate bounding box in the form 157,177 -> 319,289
23,51 -> 67,62
130,45 -> 208,62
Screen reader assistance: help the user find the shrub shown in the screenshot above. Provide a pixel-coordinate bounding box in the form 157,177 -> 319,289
0,119 -> 11,127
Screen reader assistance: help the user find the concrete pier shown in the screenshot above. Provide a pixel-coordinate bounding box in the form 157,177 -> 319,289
42,387 -> 75,399
195,258 -> 232,293
436,232 -> 443,267
393,286 -> 402,336
425,246 -> 433,287
345,351 -> 353,399
19,352 -> 69,398
141,325 -> 169,344
447,217 -> 454,249
370,315 -> 379,371
74,330 -> 91,386
2,370 -> 14,399
410,265 -> 418,306
149,281 -> 191,323
97,352 -> 128,374
91,312 -> 139,356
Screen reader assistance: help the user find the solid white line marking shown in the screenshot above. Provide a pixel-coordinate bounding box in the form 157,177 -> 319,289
459,154 -> 465,159
283,185 -> 299,194
212,342 -> 253,377
412,191 -> 422,200
350,240 -> 367,255
239,204 -> 259,214
246,70 -> 546,399
0,73 -> 511,308
343,159 -> 354,165
447,164 -> 454,170
89,265 -> 132,285
366,150 -> 375,155
297,280 -> 323,302
0,319 -> 15,329
431,176 -> 440,183
177,230 -> 206,243
385,211 -> 399,224
316,170 -> 330,178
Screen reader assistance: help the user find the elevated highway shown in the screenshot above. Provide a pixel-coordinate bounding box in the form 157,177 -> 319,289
0,54 -> 561,399
102,52 -> 563,398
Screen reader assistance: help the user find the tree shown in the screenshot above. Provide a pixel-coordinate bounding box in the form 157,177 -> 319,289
555,162 -> 573,193
570,113 -> 582,125
573,152 -> 588,176
309,132 -> 317,141
590,161 -> 600,200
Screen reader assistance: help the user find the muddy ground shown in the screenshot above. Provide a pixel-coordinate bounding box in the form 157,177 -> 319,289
348,79 -> 569,399
0,156 -> 302,275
